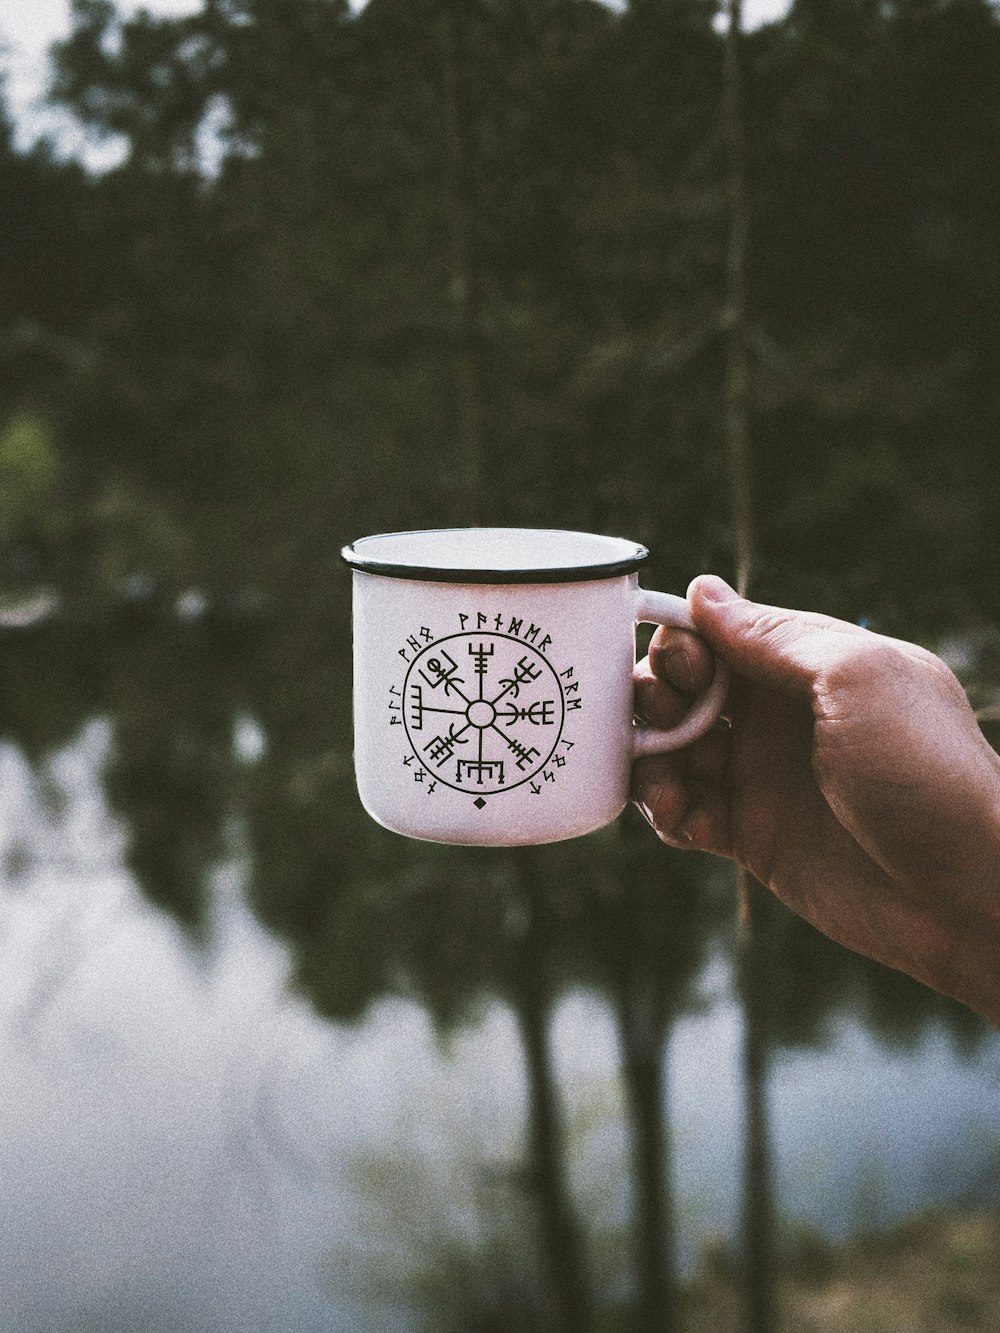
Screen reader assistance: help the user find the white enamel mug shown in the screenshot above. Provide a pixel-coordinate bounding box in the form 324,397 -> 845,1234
342,528 -> 728,847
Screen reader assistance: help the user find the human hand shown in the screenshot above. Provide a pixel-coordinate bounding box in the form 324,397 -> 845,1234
632,576 -> 1000,1027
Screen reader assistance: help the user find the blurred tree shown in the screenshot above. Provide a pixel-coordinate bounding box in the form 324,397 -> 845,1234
571,819 -> 724,1331
15,0 -> 996,631
747,0 -> 1000,630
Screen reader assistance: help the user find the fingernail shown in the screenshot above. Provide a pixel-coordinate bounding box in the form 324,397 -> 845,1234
656,643 -> 695,691
690,574 -> 739,604
632,799 -> 656,829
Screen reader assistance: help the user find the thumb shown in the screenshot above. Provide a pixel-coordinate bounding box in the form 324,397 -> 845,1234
687,575 -> 868,697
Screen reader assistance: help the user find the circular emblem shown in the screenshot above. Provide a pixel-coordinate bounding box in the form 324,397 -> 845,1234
402,632 -> 565,795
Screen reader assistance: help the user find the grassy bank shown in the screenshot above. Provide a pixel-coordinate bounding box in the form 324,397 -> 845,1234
684,1211 -> 1000,1332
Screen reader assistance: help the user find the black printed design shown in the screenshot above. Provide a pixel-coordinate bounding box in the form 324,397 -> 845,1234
402,633 -> 565,795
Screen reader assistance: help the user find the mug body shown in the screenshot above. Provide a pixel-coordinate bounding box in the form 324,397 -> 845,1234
347,535 -> 643,846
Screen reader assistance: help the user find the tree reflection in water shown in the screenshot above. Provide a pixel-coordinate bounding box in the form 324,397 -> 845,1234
0,614 -> 993,1331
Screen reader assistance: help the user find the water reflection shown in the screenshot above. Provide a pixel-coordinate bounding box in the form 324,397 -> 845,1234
0,717 -> 997,1331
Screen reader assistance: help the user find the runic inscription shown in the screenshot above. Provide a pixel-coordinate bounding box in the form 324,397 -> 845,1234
400,631 -> 566,796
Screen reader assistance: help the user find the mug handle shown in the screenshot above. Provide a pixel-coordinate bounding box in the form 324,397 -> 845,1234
632,588 -> 730,757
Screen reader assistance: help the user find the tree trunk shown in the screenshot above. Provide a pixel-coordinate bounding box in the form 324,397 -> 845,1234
440,5 -> 485,524
722,0 -> 754,599
739,874 -> 777,1333
512,853 -> 592,1333
619,976 -> 676,1332
722,4 -> 776,1328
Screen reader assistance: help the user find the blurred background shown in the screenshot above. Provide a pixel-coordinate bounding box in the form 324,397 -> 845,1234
0,0 -> 999,1329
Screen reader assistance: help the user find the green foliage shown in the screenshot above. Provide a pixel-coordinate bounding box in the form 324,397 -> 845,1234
0,412 -> 61,546
85,477 -> 191,594
2,0 -> 992,635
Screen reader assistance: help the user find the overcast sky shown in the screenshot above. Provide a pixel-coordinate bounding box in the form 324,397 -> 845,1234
2,0 -> 793,165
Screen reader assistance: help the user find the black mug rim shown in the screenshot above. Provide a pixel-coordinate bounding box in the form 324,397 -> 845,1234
340,526 -> 650,585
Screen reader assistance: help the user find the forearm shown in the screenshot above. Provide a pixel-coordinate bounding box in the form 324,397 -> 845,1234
936,795 -> 1000,1028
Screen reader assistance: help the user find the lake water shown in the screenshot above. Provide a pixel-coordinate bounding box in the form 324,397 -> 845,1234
1,719 -> 997,1331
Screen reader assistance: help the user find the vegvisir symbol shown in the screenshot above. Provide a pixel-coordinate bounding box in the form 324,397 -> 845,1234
401,632 -> 567,796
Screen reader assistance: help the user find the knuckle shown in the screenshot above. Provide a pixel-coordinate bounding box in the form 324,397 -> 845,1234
919,648 -> 967,696
819,638 -> 892,692
746,609 -> 801,651
816,634 -> 971,715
